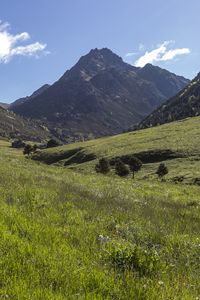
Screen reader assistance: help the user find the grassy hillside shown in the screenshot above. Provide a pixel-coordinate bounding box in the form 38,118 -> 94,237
33,116 -> 200,184
0,134 -> 200,299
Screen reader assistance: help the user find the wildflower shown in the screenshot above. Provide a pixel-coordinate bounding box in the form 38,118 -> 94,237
98,234 -> 111,243
158,281 -> 164,285
143,284 -> 147,289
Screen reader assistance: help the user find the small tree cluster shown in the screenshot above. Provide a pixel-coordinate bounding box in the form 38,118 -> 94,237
115,156 -> 142,178
23,144 -> 37,156
95,156 -> 143,178
156,163 -> 168,179
95,158 -> 110,174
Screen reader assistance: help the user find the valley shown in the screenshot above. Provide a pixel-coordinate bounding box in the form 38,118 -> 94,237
0,114 -> 199,299
1,1 -> 200,299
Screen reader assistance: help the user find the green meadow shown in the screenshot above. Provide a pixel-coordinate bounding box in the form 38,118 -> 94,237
33,116 -> 200,184
0,118 -> 200,299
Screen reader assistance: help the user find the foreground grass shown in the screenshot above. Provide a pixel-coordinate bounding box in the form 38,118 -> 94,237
0,141 -> 200,299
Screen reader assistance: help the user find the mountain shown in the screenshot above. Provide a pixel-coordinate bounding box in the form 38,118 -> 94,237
0,106 -> 49,141
11,48 -> 190,140
138,73 -> 200,129
10,84 -> 50,109
137,63 -> 189,99
0,102 -> 10,109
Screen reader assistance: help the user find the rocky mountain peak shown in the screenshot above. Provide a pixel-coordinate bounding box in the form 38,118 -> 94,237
10,48 -> 190,141
61,48 -> 135,83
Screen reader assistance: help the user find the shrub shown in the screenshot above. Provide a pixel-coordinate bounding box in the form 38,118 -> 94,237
11,139 -> 25,149
23,144 -> 33,156
46,139 -> 60,148
115,159 -> 130,177
129,156 -> 142,178
156,163 -> 168,178
95,158 -> 110,174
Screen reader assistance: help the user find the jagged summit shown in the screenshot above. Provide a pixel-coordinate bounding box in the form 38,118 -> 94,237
61,48 -> 130,82
81,48 -> 123,64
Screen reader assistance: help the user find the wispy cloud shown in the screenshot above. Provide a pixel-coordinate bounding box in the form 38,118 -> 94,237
135,41 -> 190,67
0,21 -> 48,63
125,52 -> 138,57
125,43 -> 146,58
138,43 -> 145,51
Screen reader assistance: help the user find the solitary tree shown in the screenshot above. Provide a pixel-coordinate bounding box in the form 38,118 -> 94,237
23,144 -> 33,156
156,163 -> 168,179
95,158 -> 110,174
129,156 -> 142,178
115,159 -> 130,177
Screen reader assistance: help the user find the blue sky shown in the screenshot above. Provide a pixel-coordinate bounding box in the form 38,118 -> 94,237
1,0 -> 200,102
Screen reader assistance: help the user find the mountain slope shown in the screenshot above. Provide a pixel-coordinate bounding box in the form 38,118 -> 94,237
0,106 -> 49,141
0,102 -> 9,109
10,84 -> 50,109
11,48 -> 189,140
139,73 -> 200,128
137,63 -> 189,99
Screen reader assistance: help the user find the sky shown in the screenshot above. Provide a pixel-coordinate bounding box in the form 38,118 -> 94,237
1,0 -> 200,103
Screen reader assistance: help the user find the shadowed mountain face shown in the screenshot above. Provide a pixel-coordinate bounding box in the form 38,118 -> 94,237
11,48 -> 189,140
10,84 -> 50,109
138,73 -> 200,129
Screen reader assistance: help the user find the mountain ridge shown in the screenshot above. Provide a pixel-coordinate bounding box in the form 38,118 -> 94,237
10,48 -> 190,141
10,84 -> 50,109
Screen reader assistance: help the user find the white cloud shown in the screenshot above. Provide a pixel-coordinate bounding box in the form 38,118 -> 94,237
0,21 -> 10,31
160,48 -> 190,61
0,21 -> 48,63
135,41 -> 190,67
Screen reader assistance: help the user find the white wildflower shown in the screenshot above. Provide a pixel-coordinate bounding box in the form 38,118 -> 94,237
98,234 -> 111,243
